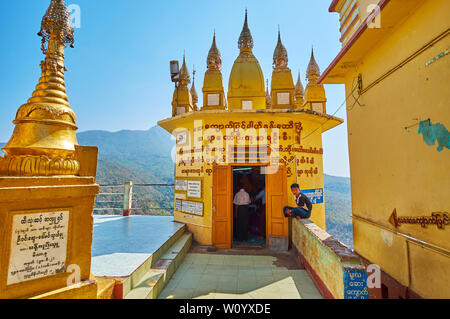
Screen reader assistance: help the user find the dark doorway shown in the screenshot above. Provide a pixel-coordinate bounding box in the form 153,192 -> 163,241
232,166 -> 266,248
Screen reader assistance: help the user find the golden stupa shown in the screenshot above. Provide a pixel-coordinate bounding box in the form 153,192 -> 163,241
1,0 -> 80,176
227,10 -> 266,110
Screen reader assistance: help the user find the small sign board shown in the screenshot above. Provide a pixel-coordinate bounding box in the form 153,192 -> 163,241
187,180 -> 202,198
195,202 -> 204,216
301,188 -> 324,204
343,268 -> 369,299
182,201 -> 189,213
175,199 -> 182,211
175,180 -> 187,191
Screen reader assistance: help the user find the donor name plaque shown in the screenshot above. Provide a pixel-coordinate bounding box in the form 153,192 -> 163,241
7,210 -> 70,286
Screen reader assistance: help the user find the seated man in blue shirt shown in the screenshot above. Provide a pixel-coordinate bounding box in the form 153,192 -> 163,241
283,184 -> 312,220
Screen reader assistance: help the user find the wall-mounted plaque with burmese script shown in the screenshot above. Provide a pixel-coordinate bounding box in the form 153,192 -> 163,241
7,210 -> 69,286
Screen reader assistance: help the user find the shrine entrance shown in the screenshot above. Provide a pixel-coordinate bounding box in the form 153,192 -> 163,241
232,166 -> 266,247
212,164 -> 288,250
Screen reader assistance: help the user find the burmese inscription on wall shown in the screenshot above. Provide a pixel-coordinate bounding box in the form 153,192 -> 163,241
7,210 -> 69,285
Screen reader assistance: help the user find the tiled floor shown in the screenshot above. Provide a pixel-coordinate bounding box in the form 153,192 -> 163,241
159,253 -> 323,299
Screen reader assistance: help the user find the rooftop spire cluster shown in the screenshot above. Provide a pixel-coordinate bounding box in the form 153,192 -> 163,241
171,10 -> 326,114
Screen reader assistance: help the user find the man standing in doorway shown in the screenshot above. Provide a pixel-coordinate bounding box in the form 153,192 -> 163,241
283,184 -> 312,220
233,183 -> 251,242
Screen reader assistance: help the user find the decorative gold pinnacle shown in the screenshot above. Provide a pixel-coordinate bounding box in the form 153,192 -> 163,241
273,27 -> 288,68
207,32 -> 222,70
0,0 -> 80,176
266,79 -> 272,108
238,9 -> 254,53
191,68 -> 199,110
306,47 -> 321,79
179,54 -> 191,87
295,71 -> 304,95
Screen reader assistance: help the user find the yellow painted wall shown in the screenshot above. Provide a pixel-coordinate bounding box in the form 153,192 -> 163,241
160,110 -> 340,245
341,0 -> 450,298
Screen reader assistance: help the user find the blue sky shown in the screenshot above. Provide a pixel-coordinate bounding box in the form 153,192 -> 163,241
0,0 -> 350,177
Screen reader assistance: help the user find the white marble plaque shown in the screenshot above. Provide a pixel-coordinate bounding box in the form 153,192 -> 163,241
175,199 -> 182,211
187,180 -> 202,198
312,102 -> 324,113
175,180 -> 187,191
182,201 -> 189,213
277,92 -> 290,105
207,94 -> 220,106
188,202 -> 196,214
7,210 -> 69,285
242,100 -> 253,110
195,202 -> 204,216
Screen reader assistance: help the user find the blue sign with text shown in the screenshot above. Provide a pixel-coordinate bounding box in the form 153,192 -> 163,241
301,188 -> 324,204
343,268 -> 369,299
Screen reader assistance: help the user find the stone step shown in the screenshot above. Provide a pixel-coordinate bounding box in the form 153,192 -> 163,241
120,224 -> 187,298
124,232 -> 192,299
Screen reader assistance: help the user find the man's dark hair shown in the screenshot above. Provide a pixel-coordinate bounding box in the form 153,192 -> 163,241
238,183 -> 244,189
291,183 -> 300,189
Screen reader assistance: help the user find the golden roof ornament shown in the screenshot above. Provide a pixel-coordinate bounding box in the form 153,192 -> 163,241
179,54 -> 191,87
273,27 -> 288,68
207,32 -> 222,70
191,68 -> 199,108
238,9 -> 254,52
38,0 -> 75,48
1,0 -> 80,176
306,47 -> 321,79
266,79 -> 272,108
295,71 -> 304,95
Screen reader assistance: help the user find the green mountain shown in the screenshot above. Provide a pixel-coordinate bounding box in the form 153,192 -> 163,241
1,127 -> 353,248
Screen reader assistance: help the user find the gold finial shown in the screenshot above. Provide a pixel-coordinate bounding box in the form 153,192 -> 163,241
191,67 -> 199,108
306,47 -> 321,79
1,0 -> 80,176
265,79 -> 271,108
295,70 -> 304,95
38,0 -> 75,48
273,26 -> 288,68
207,31 -> 222,70
179,54 -> 191,87
238,9 -> 254,52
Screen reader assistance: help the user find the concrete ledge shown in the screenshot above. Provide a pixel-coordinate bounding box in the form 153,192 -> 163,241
30,281 -> 97,300
291,219 -> 369,299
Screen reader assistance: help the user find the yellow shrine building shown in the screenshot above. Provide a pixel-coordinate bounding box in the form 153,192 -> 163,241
158,12 -> 343,249
320,0 -> 449,298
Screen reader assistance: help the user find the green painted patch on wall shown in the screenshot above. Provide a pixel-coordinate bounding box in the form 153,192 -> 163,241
418,120 -> 449,152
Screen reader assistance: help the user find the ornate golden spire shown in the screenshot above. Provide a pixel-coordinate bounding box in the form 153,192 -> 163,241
266,79 -> 272,108
179,54 -> 191,87
294,71 -> 304,108
191,68 -> 199,110
207,31 -> 222,70
273,27 -> 288,68
306,47 -> 321,79
38,0 -> 75,48
1,0 -> 80,176
295,71 -> 304,95
238,9 -> 254,53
